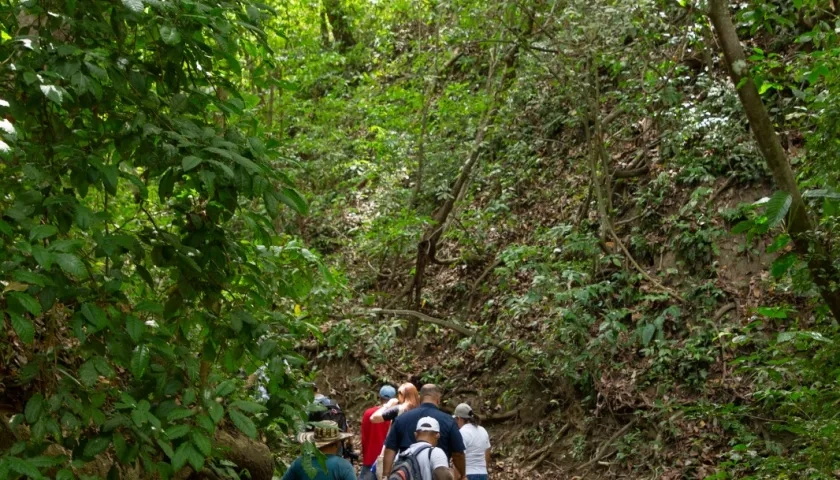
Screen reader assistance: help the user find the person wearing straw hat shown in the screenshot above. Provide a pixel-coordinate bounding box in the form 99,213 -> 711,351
452,404 -> 490,480
282,421 -> 357,480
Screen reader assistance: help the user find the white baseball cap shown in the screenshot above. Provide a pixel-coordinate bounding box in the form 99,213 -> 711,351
415,416 -> 440,433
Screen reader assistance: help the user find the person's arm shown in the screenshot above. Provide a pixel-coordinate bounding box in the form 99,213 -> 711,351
382,448 -> 397,476
451,451 -> 466,478
485,448 -> 491,467
371,400 -> 399,423
433,467 -> 454,480
449,424 -> 467,478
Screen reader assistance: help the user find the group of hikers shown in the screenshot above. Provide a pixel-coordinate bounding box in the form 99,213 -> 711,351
282,383 -> 491,480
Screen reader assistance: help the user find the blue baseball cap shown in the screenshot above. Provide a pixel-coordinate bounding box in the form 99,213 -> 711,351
379,385 -> 397,399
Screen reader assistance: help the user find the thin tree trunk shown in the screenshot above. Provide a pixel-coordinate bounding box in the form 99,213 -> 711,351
322,0 -> 356,51
708,0 -> 840,320
407,45 -> 519,337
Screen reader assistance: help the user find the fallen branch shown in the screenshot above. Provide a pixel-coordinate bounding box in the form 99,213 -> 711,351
526,422 -> 571,471
612,166 -> 650,179
706,176 -> 736,207
576,418 -> 638,471
482,409 -> 520,425
713,302 -> 737,323
608,227 -> 684,303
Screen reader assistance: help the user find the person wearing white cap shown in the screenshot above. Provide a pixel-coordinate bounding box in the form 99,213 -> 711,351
389,417 -> 453,480
453,404 -> 490,480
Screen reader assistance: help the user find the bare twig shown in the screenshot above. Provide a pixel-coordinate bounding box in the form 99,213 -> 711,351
576,418 -> 638,471
526,422 -> 571,471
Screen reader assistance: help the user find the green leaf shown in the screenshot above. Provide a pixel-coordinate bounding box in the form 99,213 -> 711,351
191,431 -> 212,457
9,291 -> 42,316
40,85 -> 64,105
277,187 -> 308,215
122,0 -> 144,12
83,436 -> 111,458
81,303 -> 108,330
182,156 -> 203,172
79,360 -> 99,386
25,393 -> 45,424
166,407 -> 195,422
172,441 -> 191,471
186,442 -> 205,471
227,409 -> 257,439
766,234 -> 791,254
130,345 -> 150,378
771,252 -> 797,279
11,313 -> 35,344
230,400 -> 267,413
165,424 -> 190,439
7,457 -> 43,479
29,224 -> 58,241
93,356 -> 115,378
126,315 -> 145,342
215,380 -> 236,397
207,401 -> 224,424
764,191 -> 792,228
158,25 -> 181,45
641,323 -> 656,346
55,253 -> 88,278
757,306 -> 788,319
56,468 -> 74,480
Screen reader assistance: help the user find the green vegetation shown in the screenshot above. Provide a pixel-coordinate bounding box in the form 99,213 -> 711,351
3,0 -> 840,478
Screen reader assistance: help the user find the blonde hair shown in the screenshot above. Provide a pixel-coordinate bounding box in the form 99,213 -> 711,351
398,383 -> 420,410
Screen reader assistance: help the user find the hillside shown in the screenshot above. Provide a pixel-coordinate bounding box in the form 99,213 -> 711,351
2,0 -> 840,479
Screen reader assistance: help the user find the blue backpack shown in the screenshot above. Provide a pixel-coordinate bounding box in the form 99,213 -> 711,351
387,445 -> 433,480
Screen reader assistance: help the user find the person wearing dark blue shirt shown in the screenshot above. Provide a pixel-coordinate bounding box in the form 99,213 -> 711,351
382,384 -> 466,478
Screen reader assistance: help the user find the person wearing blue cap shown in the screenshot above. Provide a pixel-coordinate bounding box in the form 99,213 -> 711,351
360,385 -> 398,479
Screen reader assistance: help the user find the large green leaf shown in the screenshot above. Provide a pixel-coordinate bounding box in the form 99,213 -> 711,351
228,409 -> 257,439
764,191 -> 792,229
8,292 -> 42,316
55,253 -> 88,278
159,25 -> 181,45
10,313 -> 35,344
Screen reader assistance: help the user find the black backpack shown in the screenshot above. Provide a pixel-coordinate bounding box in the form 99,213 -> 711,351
387,445 -> 433,480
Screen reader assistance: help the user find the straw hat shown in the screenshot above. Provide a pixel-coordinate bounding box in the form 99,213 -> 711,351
296,421 -> 354,448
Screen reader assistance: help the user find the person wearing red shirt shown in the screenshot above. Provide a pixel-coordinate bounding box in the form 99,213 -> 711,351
360,385 -> 397,480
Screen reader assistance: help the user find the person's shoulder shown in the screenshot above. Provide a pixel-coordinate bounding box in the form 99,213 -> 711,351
329,455 -> 354,468
362,405 -> 378,419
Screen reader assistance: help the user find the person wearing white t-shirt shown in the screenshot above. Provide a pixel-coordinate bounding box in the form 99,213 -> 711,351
395,417 -> 453,480
452,404 -> 490,480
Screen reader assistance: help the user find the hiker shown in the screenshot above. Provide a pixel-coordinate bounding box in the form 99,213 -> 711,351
388,417 -> 453,480
282,421 -> 357,480
453,404 -> 491,480
382,384 -> 466,479
308,391 -> 358,463
372,383 -> 420,424
360,385 -> 398,480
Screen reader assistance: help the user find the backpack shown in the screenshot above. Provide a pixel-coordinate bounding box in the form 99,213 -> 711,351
308,398 -> 348,432
387,445 -> 433,480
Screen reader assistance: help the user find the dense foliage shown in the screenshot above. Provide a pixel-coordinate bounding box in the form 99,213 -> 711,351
3,0 -> 840,478
0,0 -> 333,478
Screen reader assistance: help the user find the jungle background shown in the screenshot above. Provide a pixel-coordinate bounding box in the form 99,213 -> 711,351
2,0 -> 840,478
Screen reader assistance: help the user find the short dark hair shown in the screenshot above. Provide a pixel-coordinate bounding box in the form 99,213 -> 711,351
419,384 -> 441,398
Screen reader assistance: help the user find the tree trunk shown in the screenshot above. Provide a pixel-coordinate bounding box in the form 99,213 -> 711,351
322,0 -> 356,51
708,0 -> 840,321
406,42 -> 522,337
